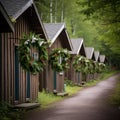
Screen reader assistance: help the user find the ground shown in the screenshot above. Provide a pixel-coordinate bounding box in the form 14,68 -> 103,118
23,74 -> 120,120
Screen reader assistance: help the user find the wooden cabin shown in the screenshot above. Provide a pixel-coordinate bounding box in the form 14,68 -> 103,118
99,55 -> 106,63
85,47 -> 95,81
41,23 -> 72,93
0,0 -> 47,105
94,51 -> 100,79
0,1 -> 14,101
94,51 -> 100,62
85,47 -> 95,60
65,38 -> 86,85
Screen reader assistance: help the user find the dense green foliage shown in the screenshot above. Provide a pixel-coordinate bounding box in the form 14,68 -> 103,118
77,0 -> 120,68
109,77 -> 120,106
0,101 -> 24,120
49,48 -> 70,72
35,0 -> 120,68
34,0 -> 99,48
18,32 -> 49,74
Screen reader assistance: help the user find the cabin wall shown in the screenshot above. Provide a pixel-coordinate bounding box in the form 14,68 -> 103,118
1,12 -> 39,104
65,55 -> 83,85
39,68 -> 47,91
64,57 -> 73,80
65,55 -> 76,83
46,36 -> 65,93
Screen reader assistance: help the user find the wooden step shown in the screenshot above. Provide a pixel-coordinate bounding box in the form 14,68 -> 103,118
57,92 -> 69,97
14,103 -> 40,109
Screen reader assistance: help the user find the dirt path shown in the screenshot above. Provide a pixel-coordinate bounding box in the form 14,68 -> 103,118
23,74 -> 120,120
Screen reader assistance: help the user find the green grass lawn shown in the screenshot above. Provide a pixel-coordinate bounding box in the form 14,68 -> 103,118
109,77 -> 120,106
66,85 -> 82,96
38,90 -> 63,109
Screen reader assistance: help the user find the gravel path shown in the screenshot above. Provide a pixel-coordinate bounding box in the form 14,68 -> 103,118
23,74 -> 120,120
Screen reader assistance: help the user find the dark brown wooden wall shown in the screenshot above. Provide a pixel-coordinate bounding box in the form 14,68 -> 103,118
48,36 -> 64,92
0,12 -> 39,104
65,55 -> 83,85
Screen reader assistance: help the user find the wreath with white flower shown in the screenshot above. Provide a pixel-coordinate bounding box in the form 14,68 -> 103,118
73,55 -> 90,73
49,48 -> 71,72
18,32 -> 49,74
98,63 -> 106,73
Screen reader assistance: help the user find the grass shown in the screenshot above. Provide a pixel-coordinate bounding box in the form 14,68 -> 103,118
38,85 -> 82,109
85,70 -> 118,87
85,80 -> 99,86
38,70 -> 118,109
98,70 -> 119,80
0,101 -> 24,120
109,77 -> 120,106
38,90 -> 63,109
66,85 -> 82,96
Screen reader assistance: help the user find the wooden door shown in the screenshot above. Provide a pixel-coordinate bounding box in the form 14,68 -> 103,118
15,46 -> 19,101
53,71 -> 57,90
27,72 -> 30,99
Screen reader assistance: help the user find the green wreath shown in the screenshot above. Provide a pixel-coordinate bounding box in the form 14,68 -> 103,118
73,55 -> 90,73
93,61 -> 100,73
18,32 -> 49,74
49,48 -> 71,72
98,63 -> 106,73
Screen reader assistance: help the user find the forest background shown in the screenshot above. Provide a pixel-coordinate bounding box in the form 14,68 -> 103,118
35,0 -> 120,68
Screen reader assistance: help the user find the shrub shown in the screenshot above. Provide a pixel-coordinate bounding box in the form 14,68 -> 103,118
64,79 -> 74,87
0,101 -> 24,120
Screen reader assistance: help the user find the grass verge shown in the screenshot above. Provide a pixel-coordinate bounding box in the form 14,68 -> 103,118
85,70 -> 118,87
109,77 -> 120,106
38,85 -> 82,109
98,70 -> 119,80
66,85 -> 82,96
38,91 -> 63,109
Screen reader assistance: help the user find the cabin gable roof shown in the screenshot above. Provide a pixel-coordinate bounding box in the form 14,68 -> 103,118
0,2 -> 14,32
85,47 -> 95,60
99,55 -> 106,63
70,38 -> 86,56
0,0 -> 48,40
44,23 -> 72,50
1,0 -> 33,20
94,51 -> 100,62
44,23 -> 64,43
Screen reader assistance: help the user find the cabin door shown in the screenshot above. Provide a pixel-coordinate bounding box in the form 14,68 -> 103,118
27,72 -> 30,99
53,71 -> 57,90
15,46 -> 19,101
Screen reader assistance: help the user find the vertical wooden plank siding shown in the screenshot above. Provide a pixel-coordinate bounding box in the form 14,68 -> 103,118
1,12 -> 39,104
1,34 -> 5,101
46,36 -> 65,92
15,46 -> 19,101
10,33 -> 14,103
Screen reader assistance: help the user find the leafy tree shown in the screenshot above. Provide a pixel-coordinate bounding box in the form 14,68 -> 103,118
77,0 -> 120,68
35,0 -> 114,66
35,0 -> 50,22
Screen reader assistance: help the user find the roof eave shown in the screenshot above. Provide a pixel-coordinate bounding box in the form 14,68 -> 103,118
77,39 -> 83,54
0,2 -> 14,32
64,29 -> 73,51
50,24 -> 65,45
12,0 -> 33,20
